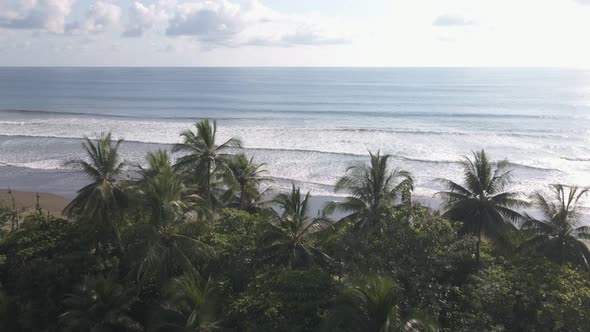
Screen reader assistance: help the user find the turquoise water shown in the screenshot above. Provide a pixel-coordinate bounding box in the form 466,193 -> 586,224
0,67 -> 589,207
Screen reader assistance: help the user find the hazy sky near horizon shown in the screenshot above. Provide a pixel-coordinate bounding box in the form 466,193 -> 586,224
1,0 -> 590,67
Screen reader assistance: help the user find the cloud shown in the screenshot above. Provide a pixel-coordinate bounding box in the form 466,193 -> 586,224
66,1 -> 121,34
0,0 -> 75,33
574,0 -> 590,4
123,1 -> 170,37
161,0 -> 348,48
433,14 -> 475,27
280,28 -> 349,46
165,0 -> 244,41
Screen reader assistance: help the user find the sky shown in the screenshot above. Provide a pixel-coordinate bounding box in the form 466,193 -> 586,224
1,0 -> 590,67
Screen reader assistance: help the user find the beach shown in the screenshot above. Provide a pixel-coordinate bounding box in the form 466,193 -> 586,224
0,189 -> 69,216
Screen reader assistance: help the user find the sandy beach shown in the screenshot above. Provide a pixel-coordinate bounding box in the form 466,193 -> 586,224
0,189 -> 70,215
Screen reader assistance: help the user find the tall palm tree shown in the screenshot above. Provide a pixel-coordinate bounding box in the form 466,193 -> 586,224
172,120 -> 243,208
151,270 -> 221,332
139,149 -> 175,179
521,184 -> 590,269
325,151 -> 413,231
63,133 -> 127,255
223,153 -> 271,210
135,158 -> 211,283
436,149 -> 526,262
60,274 -> 142,332
265,184 -> 333,267
322,276 -> 438,332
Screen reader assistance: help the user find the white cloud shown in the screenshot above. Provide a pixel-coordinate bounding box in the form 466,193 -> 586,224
433,14 -> 475,26
163,0 -> 350,48
166,1 -> 244,40
123,1 -> 170,37
277,27 -> 349,46
66,1 -> 122,34
0,0 -> 75,33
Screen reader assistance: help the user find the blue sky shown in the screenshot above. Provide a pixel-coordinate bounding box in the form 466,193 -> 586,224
1,0 -> 590,66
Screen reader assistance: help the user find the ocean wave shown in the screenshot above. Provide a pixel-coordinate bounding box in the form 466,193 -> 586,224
560,156 -> 590,162
2,108 -> 587,122
180,145 -> 562,173
328,127 -> 572,139
0,134 -> 563,174
0,123 -> 576,144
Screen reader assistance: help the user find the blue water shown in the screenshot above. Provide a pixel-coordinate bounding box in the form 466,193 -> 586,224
0,67 -> 589,208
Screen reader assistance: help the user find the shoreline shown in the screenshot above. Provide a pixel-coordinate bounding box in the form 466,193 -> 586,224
3,187 -> 589,226
1,165 -> 588,225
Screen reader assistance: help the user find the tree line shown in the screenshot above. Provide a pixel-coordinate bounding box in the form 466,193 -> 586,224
0,119 -> 589,331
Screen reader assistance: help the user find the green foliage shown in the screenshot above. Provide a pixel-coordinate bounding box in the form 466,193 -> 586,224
0,213 -> 99,331
152,270 -> 221,331
134,167 -> 211,284
326,150 -> 414,231
223,152 -> 271,211
323,276 -> 438,332
230,268 -> 334,331
202,209 -> 267,293
173,119 -> 243,209
0,288 -> 18,330
4,127 -> 590,332
60,274 -> 142,332
521,184 -> 590,269
436,149 -> 527,262
64,132 -> 128,254
442,255 -> 590,332
326,205 -> 475,318
266,185 -> 334,268
536,265 -> 590,331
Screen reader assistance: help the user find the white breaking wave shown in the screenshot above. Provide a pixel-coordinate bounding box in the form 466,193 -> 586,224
0,115 -> 588,205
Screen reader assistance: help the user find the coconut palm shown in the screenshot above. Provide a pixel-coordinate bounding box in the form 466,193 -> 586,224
265,184 -> 333,267
436,149 -> 527,262
60,274 -> 142,332
139,149 -> 175,179
63,133 -> 127,255
223,153 -> 271,210
325,151 -> 413,231
322,276 -> 438,332
172,120 -> 243,209
151,270 -> 221,332
521,184 -> 590,269
134,154 -> 211,283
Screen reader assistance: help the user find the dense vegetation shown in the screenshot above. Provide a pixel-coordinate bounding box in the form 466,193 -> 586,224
1,119 -> 589,331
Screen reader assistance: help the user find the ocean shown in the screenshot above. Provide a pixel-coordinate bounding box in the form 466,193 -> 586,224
0,67 -> 589,212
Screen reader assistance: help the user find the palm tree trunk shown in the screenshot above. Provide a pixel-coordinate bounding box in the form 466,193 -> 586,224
206,159 -> 211,208
476,220 -> 482,263
112,221 -> 125,255
239,186 -> 245,210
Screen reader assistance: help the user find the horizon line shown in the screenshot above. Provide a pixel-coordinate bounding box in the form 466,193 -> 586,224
0,65 -> 589,70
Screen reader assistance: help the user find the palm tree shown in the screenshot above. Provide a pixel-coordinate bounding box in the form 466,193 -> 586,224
521,184 -> 590,269
151,270 -> 221,331
223,153 -> 271,210
139,149 -> 175,179
60,274 -> 142,332
135,156 -> 211,283
266,184 -> 333,267
63,133 -> 127,255
325,151 -> 413,231
436,149 -> 526,262
322,276 -> 438,332
172,120 -> 243,208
